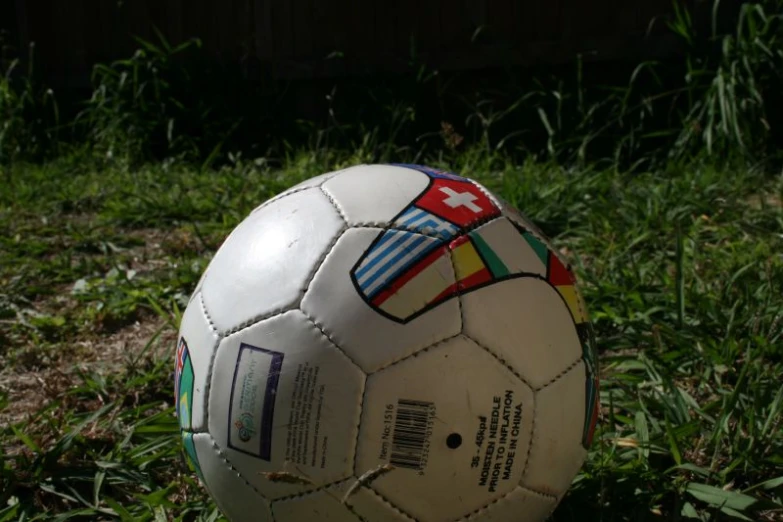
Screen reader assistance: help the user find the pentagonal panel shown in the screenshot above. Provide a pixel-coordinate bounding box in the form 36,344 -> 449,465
191,433 -> 272,522
463,486 -> 556,522
462,278 -> 582,390
176,291 -> 219,432
522,361 -> 588,498
201,188 -> 344,332
356,336 -> 534,522
301,228 -> 461,373
208,310 -> 364,500
321,164 -> 430,225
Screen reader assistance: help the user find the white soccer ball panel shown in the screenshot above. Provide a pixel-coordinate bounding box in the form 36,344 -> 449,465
462,278 -> 582,390
463,486 -> 557,522
334,483 -> 412,522
301,228 -> 460,373
272,486 -> 381,522
176,291 -> 219,432
356,336 -> 534,522
208,310 -> 364,499
281,169 -> 346,193
201,188 -> 344,332
249,168 -> 352,215
321,165 -> 430,225
190,433 -> 272,522
522,361 -> 588,497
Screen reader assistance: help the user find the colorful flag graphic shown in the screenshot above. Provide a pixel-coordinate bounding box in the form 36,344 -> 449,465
175,337 -> 195,431
577,323 -> 600,448
355,163 -> 600,444
351,165 -> 507,323
352,164 -> 591,323
182,431 -> 205,480
175,337 -> 204,477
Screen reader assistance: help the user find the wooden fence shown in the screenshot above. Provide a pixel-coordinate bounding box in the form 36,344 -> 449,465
4,0 -> 731,86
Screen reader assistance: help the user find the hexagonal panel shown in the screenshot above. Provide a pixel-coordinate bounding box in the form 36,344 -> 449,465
301,228 -> 461,373
321,164 -> 430,225
201,188 -> 344,332
522,361 -> 588,498
208,310 -> 365,499
176,291 -> 219,432
355,336 -> 534,522
463,486 -> 556,522
191,433 -> 272,522
462,278 -> 582,390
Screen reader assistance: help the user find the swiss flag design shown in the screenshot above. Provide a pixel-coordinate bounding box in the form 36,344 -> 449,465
415,178 -> 500,228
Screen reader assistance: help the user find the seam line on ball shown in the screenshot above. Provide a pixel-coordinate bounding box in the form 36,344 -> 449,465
199,292 -> 218,333
200,292 -> 224,431
446,239 -> 466,334
272,478 -> 350,503
454,485 -> 518,522
520,399 -> 537,479
299,226 -> 350,310
348,214 -> 503,241
219,304 -> 300,338
206,432 -> 266,497
300,309 -> 365,373
365,485 -> 420,522
519,485 -> 558,500
250,186 -> 314,216
463,333 -> 534,389
319,185 -> 349,223
370,332 -> 462,375
250,168 -> 350,217
534,356 -> 582,392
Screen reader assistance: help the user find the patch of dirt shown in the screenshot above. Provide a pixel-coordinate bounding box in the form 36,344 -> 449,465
747,193 -> 782,210
122,226 -> 207,271
0,317 -> 177,429
0,221 -> 199,431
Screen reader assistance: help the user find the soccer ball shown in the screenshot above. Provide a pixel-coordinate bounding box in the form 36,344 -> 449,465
174,164 -> 599,522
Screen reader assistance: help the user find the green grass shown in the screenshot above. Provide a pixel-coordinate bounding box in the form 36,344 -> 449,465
1,153 -> 781,521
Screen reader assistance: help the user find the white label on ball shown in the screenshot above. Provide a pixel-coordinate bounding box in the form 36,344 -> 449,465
228,343 -> 284,460
283,362 -> 329,468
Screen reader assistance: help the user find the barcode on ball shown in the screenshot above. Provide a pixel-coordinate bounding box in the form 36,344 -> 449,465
390,399 -> 435,471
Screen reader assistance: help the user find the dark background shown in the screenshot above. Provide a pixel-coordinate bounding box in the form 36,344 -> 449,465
0,0 -> 758,166
1,0 -> 741,87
